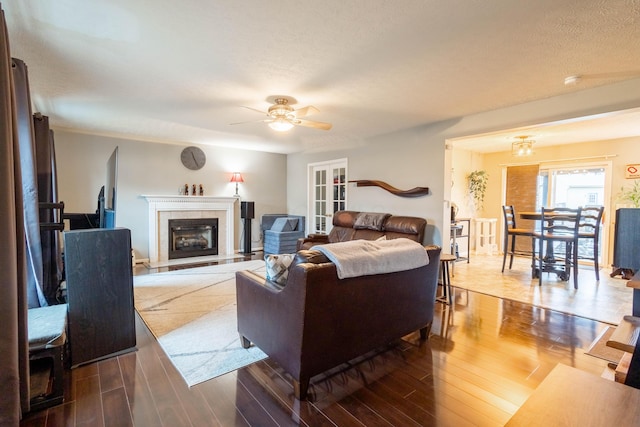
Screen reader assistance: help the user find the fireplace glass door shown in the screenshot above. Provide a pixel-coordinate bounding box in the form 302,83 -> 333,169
169,218 -> 218,259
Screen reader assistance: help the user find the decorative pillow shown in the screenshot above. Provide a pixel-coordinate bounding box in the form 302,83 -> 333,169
353,212 -> 390,231
265,253 -> 295,285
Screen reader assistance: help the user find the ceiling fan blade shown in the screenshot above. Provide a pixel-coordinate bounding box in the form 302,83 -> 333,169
294,105 -> 320,118
295,118 -> 332,130
229,118 -> 272,125
240,106 -> 269,115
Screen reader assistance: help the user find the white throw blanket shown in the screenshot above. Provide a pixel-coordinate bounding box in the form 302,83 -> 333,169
311,238 -> 429,279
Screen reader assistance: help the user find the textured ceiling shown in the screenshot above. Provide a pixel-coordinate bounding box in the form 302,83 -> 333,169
4,0 -> 640,154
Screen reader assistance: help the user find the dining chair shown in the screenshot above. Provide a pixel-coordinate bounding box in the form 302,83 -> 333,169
501,205 -> 535,273
533,206 -> 582,289
577,206 -> 605,280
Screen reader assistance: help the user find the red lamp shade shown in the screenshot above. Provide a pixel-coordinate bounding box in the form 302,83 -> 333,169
230,172 -> 244,183
230,172 -> 243,196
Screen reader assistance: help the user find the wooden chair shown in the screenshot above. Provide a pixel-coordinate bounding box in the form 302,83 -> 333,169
501,205 -> 534,272
533,207 -> 582,289
577,206 -> 605,280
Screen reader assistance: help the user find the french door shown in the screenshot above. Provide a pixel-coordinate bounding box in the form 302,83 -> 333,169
308,159 -> 347,234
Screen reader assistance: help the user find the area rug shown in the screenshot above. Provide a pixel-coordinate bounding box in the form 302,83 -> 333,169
585,326 -> 625,363
133,260 -> 267,386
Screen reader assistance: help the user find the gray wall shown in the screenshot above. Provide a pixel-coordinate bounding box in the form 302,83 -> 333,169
54,131 -> 287,260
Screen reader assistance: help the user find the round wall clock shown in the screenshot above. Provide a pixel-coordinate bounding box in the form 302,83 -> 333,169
180,146 -> 206,170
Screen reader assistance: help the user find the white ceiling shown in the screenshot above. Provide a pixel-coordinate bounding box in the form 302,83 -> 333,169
4,0 -> 640,154
451,106 -> 640,153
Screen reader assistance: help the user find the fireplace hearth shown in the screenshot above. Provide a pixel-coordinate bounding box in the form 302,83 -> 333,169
169,218 -> 218,259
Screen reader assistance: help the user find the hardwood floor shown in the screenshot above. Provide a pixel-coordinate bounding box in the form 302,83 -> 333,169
21,256 -> 616,427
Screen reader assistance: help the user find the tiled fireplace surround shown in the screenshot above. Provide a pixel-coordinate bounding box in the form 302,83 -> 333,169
143,195 -> 237,265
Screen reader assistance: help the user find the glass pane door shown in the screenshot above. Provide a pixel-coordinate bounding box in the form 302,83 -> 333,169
537,167 -> 605,210
537,164 -> 607,266
310,160 -> 347,234
313,168 -> 328,234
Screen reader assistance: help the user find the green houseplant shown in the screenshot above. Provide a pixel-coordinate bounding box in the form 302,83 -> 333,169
468,170 -> 489,211
618,180 -> 640,208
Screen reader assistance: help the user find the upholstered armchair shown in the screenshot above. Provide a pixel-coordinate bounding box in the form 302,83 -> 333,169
261,214 -> 306,254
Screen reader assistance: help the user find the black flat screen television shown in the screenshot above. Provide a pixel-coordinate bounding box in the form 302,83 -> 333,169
101,146 -> 118,228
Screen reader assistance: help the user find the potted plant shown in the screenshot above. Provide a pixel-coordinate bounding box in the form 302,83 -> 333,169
618,180 -> 640,208
467,170 -> 489,211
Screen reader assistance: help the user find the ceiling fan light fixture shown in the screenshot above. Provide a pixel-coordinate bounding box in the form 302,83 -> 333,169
512,136 -> 535,156
564,75 -> 582,85
268,117 -> 294,132
233,96 -> 331,132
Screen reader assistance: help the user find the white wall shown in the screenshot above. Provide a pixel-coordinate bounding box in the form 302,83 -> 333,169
451,148 -> 485,219
54,130 -> 287,259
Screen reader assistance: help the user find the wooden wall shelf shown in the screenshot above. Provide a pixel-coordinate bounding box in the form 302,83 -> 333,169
348,180 -> 429,198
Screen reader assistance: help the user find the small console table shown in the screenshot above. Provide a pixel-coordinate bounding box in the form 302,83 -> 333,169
451,218 -> 470,263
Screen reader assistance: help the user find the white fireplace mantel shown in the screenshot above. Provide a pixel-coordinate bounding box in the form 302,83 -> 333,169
142,195 -> 238,264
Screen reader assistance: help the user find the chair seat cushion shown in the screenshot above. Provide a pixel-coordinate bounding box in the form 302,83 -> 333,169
534,232 -> 577,241
28,304 -> 68,351
508,228 -> 534,236
578,232 -> 596,238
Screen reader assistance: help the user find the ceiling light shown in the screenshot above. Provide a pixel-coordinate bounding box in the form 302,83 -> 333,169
268,117 -> 294,132
512,136 -> 535,156
564,75 -> 582,85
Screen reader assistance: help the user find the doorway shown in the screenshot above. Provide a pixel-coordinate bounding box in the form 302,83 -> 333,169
307,159 -> 348,235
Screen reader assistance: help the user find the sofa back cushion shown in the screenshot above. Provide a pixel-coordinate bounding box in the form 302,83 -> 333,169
384,215 -> 427,242
327,211 -> 359,243
328,226 -> 356,243
327,210 -> 425,243
353,212 -> 390,231
352,229 -> 385,240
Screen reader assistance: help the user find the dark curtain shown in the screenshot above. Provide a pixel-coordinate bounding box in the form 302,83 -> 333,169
49,127 -> 64,293
14,60 -> 46,308
0,4 -> 31,424
34,114 -> 61,303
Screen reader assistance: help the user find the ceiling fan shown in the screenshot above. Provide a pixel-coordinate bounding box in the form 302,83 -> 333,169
231,97 -> 332,132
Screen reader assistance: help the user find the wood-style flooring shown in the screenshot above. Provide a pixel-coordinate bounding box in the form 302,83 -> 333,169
21,254 -> 617,427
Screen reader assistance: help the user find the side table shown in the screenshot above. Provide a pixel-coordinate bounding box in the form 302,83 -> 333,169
437,254 -> 457,305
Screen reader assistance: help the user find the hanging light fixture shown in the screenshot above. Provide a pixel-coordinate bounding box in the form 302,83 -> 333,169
512,135 -> 535,156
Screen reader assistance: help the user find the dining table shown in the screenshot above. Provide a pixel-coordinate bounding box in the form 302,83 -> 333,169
518,210 -> 578,281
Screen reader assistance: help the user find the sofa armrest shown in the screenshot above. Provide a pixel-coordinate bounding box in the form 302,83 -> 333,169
296,234 -> 329,250
236,270 -> 284,293
236,269 -> 306,351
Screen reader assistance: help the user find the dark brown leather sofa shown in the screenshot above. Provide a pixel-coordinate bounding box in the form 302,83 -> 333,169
297,210 -> 427,250
235,244 -> 441,400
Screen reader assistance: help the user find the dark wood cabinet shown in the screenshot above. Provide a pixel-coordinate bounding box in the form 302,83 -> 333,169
64,228 -> 136,367
613,208 -> 640,275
